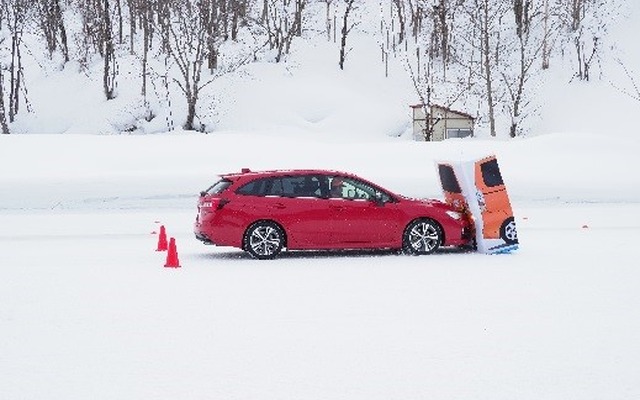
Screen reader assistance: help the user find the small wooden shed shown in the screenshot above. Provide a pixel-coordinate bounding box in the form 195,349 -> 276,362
410,104 -> 475,141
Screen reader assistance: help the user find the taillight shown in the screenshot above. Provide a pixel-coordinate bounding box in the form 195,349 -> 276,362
200,198 -> 229,210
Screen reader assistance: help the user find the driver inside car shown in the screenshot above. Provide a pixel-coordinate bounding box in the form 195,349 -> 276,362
330,177 -> 344,198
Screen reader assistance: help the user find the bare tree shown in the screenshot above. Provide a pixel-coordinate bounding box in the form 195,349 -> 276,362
0,61 -> 9,134
542,0 -> 549,69
77,0 -> 118,101
610,59 -> 640,103
38,0 -> 70,62
260,0 -> 307,63
159,0 -> 249,131
5,0 -> 29,123
159,0 -> 205,130
320,0 -> 334,41
0,6 -> 8,133
137,0 -> 154,105
103,0 -> 117,99
338,0 -> 356,70
405,51 -> 468,141
501,0 -> 546,137
392,0 -> 406,45
229,0 -> 249,41
407,0 -> 423,40
461,0 -> 509,137
429,0 -> 451,64
557,0 -> 610,81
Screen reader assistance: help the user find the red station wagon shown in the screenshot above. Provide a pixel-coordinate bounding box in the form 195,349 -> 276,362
194,169 -> 473,259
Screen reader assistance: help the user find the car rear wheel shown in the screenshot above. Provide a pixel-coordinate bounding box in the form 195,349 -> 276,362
402,218 -> 442,255
500,217 -> 518,244
244,221 -> 285,259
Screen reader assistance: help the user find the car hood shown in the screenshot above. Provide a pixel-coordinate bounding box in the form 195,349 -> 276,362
400,195 -> 451,209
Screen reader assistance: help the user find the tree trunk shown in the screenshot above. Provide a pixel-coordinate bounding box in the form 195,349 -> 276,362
325,0 -> 332,41
141,1 -> 149,98
509,42 -> 526,138
542,0 -> 549,69
393,0 -> 405,44
0,69 -> 9,134
294,0 -> 304,36
481,0 -> 496,136
339,0 -> 355,70
103,0 -> 117,100
185,99 -> 196,131
57,0 -> 69,62
9,29 -> 21,123
115,0 -> 123,44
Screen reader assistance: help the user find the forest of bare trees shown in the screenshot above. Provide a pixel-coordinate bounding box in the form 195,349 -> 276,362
0,0 -> 627,136
398,0 -> 619,138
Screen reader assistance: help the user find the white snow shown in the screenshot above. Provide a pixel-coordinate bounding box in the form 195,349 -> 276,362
2,2 -> 640,399
2,131 -> 640,399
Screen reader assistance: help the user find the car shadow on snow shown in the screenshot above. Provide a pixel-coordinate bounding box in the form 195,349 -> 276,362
194,246 -> 473,261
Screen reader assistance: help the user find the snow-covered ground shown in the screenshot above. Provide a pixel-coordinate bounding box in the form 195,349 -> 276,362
1,132 -> 640,399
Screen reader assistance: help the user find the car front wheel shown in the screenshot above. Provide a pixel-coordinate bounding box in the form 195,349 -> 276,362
244,221 -> 285,259
402,218 -> 442,255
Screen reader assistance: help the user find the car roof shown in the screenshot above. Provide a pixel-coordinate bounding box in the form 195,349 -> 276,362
220,168 -> 355,180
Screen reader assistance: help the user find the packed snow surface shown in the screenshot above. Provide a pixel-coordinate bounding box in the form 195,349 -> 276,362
1,132 -> 640,399
2,1 -> 640,397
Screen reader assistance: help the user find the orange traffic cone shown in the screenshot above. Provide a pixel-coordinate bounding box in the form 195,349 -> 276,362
156,225 -> 168,251
164,237 -> 181,268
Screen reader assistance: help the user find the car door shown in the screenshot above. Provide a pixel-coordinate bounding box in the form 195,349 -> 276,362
234,176 -> 329,248
328,177 -> 401,247
277,175 -> 335,249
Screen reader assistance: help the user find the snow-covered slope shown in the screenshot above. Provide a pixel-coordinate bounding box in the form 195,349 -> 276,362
6,1 -> 638,139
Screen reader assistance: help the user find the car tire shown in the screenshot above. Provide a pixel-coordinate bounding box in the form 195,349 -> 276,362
500,217 -> 518,244
402,218 -> 442,255
244,221 -> 285,260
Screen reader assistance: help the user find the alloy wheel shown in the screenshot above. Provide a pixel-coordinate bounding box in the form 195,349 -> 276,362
403,219 -> 441,255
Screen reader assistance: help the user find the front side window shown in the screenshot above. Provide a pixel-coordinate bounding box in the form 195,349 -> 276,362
333,177 -> 392,202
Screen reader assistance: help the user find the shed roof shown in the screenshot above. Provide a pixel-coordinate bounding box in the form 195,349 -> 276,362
409,103 -> 475,120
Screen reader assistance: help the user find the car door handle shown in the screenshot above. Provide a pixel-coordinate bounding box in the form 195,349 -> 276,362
273,203 -> 286,209
330,205 -> 345,211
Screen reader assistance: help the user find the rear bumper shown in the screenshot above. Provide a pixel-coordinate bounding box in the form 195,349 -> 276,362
195,232 -> 214,245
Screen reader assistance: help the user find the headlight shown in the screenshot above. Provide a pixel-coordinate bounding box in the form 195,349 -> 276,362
445,210 -> 463,220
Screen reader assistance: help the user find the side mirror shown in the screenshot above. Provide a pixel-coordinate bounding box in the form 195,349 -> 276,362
200,191 -> 207,197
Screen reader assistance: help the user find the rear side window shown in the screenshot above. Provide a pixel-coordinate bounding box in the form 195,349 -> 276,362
236,177 -> 297,197
438,165 -> 462,193
237,176 -> 325,198
265,177 -> 303,197
236,178 -> 268,196
204,179 -> 232,195
480,159 -> 504,187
